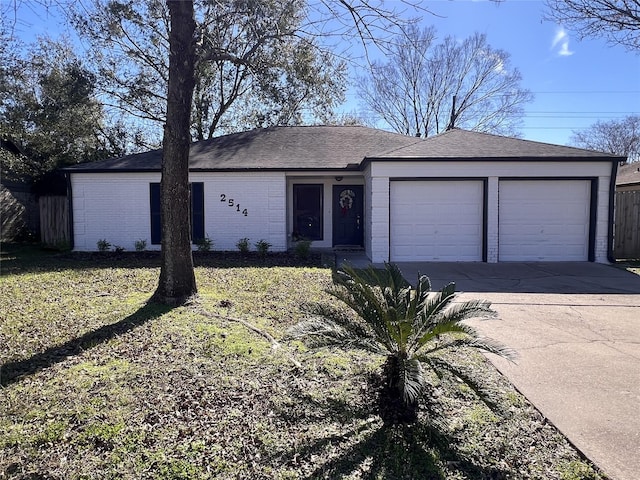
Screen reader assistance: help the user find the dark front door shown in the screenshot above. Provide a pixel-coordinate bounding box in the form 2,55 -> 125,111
333,185 -> 364,247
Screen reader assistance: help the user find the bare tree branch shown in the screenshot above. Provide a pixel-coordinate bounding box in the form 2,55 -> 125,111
544,0 -> 640,51
570,115 -> 640,161
357,27 -> 533,138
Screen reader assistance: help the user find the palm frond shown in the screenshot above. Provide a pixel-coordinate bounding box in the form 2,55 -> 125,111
417,336 -> 517,361
410,296 -> 495,350
399,357 -> 424,404
415,319 -> 480,348
408,283 -> 458,344
416,273 -> 432,293
284,317 -> 388,355
407,273 -> 432,319
432,298 -> 497,324
337,262 -> 409,292
466,337 -> 518,360
307,302 -> 375,341
285,261 -> 516,426
329,266 -> 402,351
423,282 -> 459,318
422,356 -> 505,414
329,284 -> 396,351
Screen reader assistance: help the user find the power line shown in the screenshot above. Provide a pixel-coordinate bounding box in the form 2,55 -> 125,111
520,127 -> 596,130
341,90 -> 640,97
526,111 -> 638,114
525,115 -> 635,119
527,91 -> 640,94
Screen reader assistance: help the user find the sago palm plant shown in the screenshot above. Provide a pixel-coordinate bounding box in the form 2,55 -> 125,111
286,263 -> 515,425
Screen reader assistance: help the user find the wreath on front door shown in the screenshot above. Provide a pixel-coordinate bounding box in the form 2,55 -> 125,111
339,189 -> 355,216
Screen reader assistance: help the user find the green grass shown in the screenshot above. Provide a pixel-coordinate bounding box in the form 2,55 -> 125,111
0,244 -> 605,479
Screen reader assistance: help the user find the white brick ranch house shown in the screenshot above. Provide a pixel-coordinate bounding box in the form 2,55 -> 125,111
64,126 -> 622,263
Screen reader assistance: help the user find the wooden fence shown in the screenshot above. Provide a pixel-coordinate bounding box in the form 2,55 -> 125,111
39,196 -> 70,247
614,191 -> 640,259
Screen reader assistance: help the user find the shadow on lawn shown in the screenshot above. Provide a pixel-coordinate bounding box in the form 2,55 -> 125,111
274,381 -> 508,479
0,243 -> 324,275
276,418 -> 508,480
0,302 -> 171,387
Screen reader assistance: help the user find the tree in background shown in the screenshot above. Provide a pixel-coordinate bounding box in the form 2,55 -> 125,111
544,0 -> 640,51
570,115 -> 640,163
70,0 -> 347,145
0,36 -> 126,182
357,24 -> 533,138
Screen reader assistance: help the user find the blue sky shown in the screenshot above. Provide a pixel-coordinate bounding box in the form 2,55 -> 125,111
6,0 -> 640,147
340,0 -> 640,146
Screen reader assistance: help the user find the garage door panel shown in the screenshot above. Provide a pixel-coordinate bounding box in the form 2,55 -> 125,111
499,180 -> 590,261
391,181 -> 484,262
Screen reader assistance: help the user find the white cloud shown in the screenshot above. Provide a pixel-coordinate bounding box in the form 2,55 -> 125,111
552,27 -> 574,56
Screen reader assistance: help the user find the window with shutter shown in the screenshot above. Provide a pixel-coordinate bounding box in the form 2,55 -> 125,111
150,182 -> 205,245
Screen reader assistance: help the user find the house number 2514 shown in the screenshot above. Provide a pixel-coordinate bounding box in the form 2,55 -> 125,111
220,194 -> 248,216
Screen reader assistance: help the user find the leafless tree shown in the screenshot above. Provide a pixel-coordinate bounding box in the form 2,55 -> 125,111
544,0 -> 640,51
570,115 -> 640,162
357,24 -> 533,138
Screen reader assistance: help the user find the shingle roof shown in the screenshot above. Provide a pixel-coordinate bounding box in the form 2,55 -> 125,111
367,128 -> 624,160
617,162 -> 640,187
65,126 -> 622,173
66,126 -> 421,172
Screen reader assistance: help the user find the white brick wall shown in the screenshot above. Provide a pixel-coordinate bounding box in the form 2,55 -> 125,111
595,175 -> 613,263
71,172 -> 159,251
192,172 -> 286,252
71,161 -> 614,262
367,160 -> 614,264
70,172 -> 287,252
372,160 -> 612,179
486,177 -> 499,263
368,176 -> 390,263
363,167 -> 373,258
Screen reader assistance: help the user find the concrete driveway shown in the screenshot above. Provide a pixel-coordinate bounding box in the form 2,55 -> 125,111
395,262 -> 640,480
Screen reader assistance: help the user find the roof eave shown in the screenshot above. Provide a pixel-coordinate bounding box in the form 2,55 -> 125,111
62,167 -> 161,174
65,165 -> 365,174
362,155 -> 624,166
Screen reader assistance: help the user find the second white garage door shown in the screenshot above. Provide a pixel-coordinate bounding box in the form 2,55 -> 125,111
499,180 -> 591,261
390,180 -> 484,261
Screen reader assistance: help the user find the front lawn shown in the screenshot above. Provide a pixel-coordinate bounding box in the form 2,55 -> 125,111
0,247 -> 604,479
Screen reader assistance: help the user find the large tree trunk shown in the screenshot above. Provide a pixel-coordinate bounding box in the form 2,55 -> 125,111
152,0 -> 197,305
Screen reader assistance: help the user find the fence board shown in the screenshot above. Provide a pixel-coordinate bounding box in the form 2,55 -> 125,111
39,196 -> 69,247
614,191 -> 640,259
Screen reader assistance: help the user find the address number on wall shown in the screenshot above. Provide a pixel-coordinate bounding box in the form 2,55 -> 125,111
220,193 -> 248,216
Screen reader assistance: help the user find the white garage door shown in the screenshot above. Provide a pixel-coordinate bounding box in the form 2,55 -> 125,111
390,181 -> 484,261
499,180 -> 591,261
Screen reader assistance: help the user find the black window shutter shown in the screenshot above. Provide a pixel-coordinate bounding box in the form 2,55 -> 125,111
151,182 -> 204,245
191,182 -> 205,242
150,183 -> 161,245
